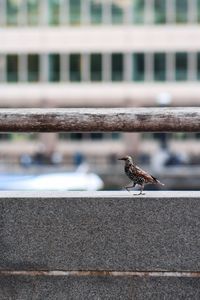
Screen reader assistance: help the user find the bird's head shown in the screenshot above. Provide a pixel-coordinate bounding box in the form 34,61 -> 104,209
118,155 -> 133,164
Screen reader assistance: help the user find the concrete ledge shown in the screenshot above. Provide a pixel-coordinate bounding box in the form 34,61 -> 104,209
0,190 -> 200,198
0,191 -> 199,271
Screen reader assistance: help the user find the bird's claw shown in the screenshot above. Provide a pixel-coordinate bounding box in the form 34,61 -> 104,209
133,192 -> 145,196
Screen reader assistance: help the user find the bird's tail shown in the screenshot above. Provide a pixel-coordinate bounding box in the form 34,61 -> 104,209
151,175 -> 165,186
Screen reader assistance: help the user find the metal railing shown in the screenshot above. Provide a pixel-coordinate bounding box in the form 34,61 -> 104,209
0,107 -> 199,132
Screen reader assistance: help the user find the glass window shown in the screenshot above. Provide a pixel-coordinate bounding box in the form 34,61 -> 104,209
195,133 -> 200,139
198,0 -> 200,23
90,133 -> 103,140
90,54 -> 102,81
175,133 -> 194,140
48,0 -> 60,25
197,53 -> 200,80
154,53 -> 166,81
176,0 -> 188,23
154,0 -> 166,24
0,134 -> 12,141
0,56 -> 5,82
133,0 -> 145,24
70,54 -> 81,81
175,52 -> 188,81
7,0 -> 21,25
59,133 -> 70,140
112,53 -> 123,81
90,0 -> 103,24
27,0 -> 39,25
28,54 -> 39,82
70,133 -> 83,140
69,0 -> 81,25
6,54 -> 18,82
49,54 -> 60,82
111,132 -> 121,139
133,53 -> 145,81
111,1 -> 123,24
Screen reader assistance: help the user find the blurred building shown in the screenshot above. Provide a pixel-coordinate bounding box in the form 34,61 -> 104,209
0,0 -> 200,164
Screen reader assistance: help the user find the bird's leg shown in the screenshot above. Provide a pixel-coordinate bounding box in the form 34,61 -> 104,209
138,184 -> 145,195
124,182 -> 135,193
134,184 -> 145,195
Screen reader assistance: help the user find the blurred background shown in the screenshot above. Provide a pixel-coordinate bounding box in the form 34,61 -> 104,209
0,0 -> 199,191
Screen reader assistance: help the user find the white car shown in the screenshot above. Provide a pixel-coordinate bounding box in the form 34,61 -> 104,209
0,171 -> 104,191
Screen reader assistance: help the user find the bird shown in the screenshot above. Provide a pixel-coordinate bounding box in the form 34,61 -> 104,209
118,155 -> 164,195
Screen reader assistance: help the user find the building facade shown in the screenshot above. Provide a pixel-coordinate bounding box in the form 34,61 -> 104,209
0,0 -> 200,164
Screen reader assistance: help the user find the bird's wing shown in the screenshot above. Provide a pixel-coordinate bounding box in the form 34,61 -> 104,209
134,165 -> 155,183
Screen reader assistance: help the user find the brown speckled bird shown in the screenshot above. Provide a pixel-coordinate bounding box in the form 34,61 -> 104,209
118,155 -> 164,195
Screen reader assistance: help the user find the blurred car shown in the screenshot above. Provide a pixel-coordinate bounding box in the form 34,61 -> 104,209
0,171 -> 104,191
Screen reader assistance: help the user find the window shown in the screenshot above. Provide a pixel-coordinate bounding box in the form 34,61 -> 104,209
90,133 -> 103,140
49,54 -> 60,82
7,0 -> 21,25
0,134 -> 12,141
69,0 -> 81,24
7,54 -> 18,82
111,132 -> 121,139
48,0 -> 60,25
154,0 -> 166,24
133,0 -> 145,24
70,133 -> 83,140
171,133 -> 194,140
154,53 -> 166,81
27,0 -> 39,25
111,1 -> 123,24
198,0 -> 200,23
90,54 -> 102,81
70,54 -> 81,81
175,52 -> 188,81
60,132 -> 120,141
112,53 -> 123,81
197,53 -> 200,80
28,54 -> 39,82
195,133 -> 200,139
133,53 -> 145,81
8,133 -> 37,141
90,0 -> 103,24
176,0 -> 188,23
0,56 -> 5,82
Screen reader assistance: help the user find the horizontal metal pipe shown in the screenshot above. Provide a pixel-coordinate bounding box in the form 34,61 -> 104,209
0,270 -> 200,278
0,107 -> 199,132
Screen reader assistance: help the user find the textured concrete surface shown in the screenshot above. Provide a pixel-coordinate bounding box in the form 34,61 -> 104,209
0,191 -> 199,271
0,275 -> 200,300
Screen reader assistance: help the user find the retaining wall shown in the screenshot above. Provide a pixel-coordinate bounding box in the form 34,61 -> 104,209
0,191 -> 199,299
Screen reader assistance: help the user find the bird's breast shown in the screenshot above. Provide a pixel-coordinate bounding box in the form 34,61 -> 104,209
125,165 -> 136,179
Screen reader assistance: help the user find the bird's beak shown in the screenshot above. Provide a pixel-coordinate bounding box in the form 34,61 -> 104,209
118,157 -> 125,161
